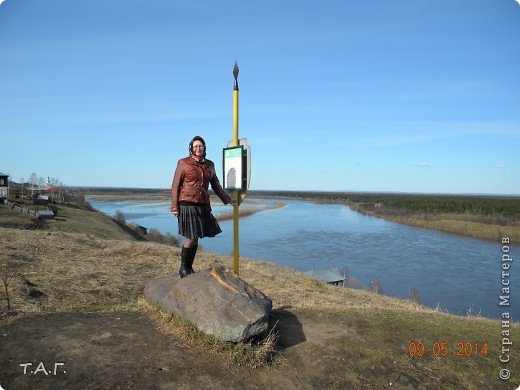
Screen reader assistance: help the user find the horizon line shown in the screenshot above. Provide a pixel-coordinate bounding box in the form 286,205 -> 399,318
71,186 -> 520,197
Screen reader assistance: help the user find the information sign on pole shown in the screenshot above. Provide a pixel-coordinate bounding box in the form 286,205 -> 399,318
226,138 -> 251,198
223,146 -> 245,191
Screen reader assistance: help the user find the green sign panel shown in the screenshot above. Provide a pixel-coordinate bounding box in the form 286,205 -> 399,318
223,146 -> 244,190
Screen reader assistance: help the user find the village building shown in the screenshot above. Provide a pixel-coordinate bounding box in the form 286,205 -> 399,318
0,172 -> 9,202
34,195 -> 49,206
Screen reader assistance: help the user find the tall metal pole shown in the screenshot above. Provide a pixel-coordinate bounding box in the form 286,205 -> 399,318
232,62 -> 240,275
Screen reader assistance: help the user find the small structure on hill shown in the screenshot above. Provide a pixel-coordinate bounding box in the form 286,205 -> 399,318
0,172 -> 9,203
37,209 -> 55,220
133,225 -> 148,237
34,195 -> 49,205
304,268 -> 346,286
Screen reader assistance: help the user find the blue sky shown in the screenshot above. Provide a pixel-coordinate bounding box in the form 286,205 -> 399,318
1,0 -> 519,194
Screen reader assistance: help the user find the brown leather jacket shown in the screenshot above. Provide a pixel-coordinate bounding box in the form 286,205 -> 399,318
171,156 -> 231,213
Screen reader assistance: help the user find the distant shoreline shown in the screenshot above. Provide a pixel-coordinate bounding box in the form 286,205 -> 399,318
85,192 -> 287,221
84,189 -> 520,242
85,193 -> 170,201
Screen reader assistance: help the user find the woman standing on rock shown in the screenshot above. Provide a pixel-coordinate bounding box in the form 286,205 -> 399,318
171,135 -> 233,278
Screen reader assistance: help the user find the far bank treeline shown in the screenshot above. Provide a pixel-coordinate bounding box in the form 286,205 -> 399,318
250,190 -> 520,216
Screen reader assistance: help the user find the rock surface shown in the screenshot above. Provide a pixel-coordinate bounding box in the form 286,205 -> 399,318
144,265 -> 272,342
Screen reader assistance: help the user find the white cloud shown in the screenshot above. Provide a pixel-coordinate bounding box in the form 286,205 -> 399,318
414,162 -> 430,168
494,164 -> 507,169
516,0 -> 520,6
0,0 -> 6,5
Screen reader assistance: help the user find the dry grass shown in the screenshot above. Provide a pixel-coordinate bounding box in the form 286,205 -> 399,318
0,227 -> 281,369
349,201 -> 520,242
383,214 -> 520,242
0,226 -> 445,319
0,225 -> 507,377
44,205 -> 135,240
239,258 -> 429,313
137,298 -> 278,370
0,229 -> 173,314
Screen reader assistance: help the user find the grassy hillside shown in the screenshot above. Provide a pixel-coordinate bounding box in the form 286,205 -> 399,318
0,199 -> 518,388
0,201 -> 138,241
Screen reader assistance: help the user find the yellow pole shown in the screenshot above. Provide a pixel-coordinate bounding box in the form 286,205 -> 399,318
232,62 -> 240,275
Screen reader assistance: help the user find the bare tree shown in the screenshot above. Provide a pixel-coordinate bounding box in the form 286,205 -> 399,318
59,181 -> 64,202
20,177 -> 25,199
48,177 -> 59,203
29,172 -> 38,198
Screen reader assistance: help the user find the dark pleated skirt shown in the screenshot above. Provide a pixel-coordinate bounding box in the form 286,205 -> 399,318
177,202 -> 222,239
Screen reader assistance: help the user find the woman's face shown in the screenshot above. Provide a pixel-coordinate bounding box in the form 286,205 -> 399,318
192,140 -> 205,157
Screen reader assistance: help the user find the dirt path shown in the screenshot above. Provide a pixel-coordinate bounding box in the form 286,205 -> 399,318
1,311 -> 263,389
0,307 -> 515,389
0,309 -> 369,390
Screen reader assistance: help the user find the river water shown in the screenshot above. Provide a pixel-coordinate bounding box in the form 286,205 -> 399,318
88,197 -> 518,320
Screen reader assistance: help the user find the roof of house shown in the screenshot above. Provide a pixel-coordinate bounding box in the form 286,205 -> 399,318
304,268 -> 346,284
0,172 -> 9,177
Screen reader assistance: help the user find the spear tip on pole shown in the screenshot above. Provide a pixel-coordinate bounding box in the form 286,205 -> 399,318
233,61 -> 239,80
233,61 -> 239,90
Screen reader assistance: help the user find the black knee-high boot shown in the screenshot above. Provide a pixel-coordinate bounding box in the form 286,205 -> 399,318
187,244 -> 198,274
179,247 -> 190,278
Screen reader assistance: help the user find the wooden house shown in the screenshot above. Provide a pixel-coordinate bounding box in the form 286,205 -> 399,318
0,172 -> 9,201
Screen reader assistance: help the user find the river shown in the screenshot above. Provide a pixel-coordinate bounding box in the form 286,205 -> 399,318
88,197 -> 518,320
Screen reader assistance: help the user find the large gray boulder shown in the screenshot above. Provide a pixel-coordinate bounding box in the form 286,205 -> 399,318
144,265 -> 272,343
